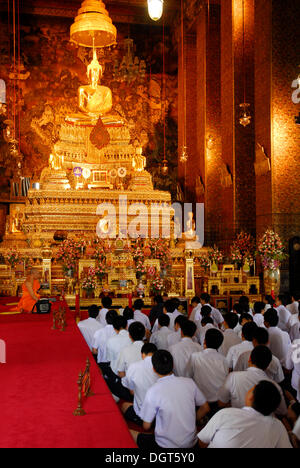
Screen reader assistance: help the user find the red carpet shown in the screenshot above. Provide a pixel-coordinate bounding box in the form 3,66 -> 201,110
0,313 -> 136,448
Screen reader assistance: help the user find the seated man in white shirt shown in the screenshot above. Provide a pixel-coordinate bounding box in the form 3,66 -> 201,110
234,313 -> 254,339
276,295 -> 292,332
196,316 -> 215,346
123,306 -> 135,328
121,343 -> 158,426
131,350 -> 210,450
194,304 -> 212,325
133,299 -> 151,337
150,314 -> 172,350
239,295 -> 253,316
77,304 -> 102,351
287,294 -> 300,315
97,296 -> 112,326
264,308 -> 291,364
188,328 -> 229,412
105,321 -> 146,401
288,307 -> 300,342
200,293 -> 224,329
166,315 -> 189,348
106,315 -> 131,378
253,301 -> 266,328
219,313 -> 241,356
227,321 -> 258,371
198,380 -> 292,448
92,309 -> 118,370
189,296 -> 201,323
293,414 -> 300,447
152,299 -> 177,334
264,294 -> 276,312
285,340 -> 300,402
218,345 -> 287,417
235,327 -> 284,384
169,320 -> 202,377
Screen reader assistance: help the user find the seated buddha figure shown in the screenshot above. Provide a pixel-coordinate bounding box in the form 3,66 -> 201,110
78,49 -> 112,117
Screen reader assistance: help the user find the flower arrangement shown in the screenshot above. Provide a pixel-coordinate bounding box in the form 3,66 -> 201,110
56,239 -> 81,273
82,267 -> 97,291
208,245 -> 224,264
6,250 -> 22,269
230,232 -> 255,266
92,238 -> 106,262
136,260 -> 147,276
257,229 -> 287,271
198,255 -> 210,268
151,277 -> 164,294
94,263 -> 106,280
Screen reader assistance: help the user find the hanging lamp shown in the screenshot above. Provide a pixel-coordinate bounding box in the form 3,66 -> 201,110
148,0 -> 164,22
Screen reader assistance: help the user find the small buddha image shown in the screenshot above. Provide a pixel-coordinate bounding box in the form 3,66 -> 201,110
184,212 -> 197,240
78,49 -> 112,117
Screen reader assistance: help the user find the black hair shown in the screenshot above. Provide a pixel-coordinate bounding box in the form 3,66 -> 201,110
134,299 -> 144,310
232,303 -> 243,315
164,299 -> 176,314
200,293 -> 210,303
250,345 -> 272,370
205,328 -> 224,350
224,313 -> 239,329
191,296 -> 201,304
239,312 -> 253,325
252,380 -> 282,416
264,308 -> 279,327
277,294 -> 289,306
181,320 -> 197,338
88,304 -> 100,319
253,301 -> 265,315
239,296 -> 250,313
174,315 -> 188,327
154,295 -> 164,304
242,321 -> 258,341
123,306 -> 134,321
253,327 -> 269,345
172,298 -> 180,308
112,315 -> 127,331
158,314 -> 170,328
201,305 -> 212,318
152,350 -> 173,376
201,316 -> 214,326
128,321 -> 145,341
141,343 -> 157,356
106,310 -> 118,325
102,296 -> 112,309
264,295 -> 275,307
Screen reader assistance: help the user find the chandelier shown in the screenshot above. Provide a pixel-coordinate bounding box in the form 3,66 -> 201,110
239,0 -> 251,127
70,0 -> 117,48
148,0 -> 164,22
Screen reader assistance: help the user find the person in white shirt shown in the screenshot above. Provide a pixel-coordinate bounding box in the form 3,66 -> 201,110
263,295 -> 275,312
235,327 -> 284,384
287,295 -> 300,315
219,313 -> 242,356
293,415 -> 300,445
253,301 -> 266,328
78,304 -> 103,351
239,295 -> 253,316
152,299 -> 179,334
121,343 -> 158,425
133,299 -> 151,335
189,296 -> 201,323
106,315 -> 131,376
123,306 -> 136,328
169,320 -> 202,377
200,293 -> 224,329
276,295 -> 292,332
196,316 -> 216,346
166,315 -> 189,348
97,296 -> 112,326
105,321 -> 146,401
198,381 -> 292,448
226,321 -> 258,371
131,350 -> 210,449
234,313 -> 254,339
150,314 -> 172,350
218,345 -> 287,417
264,308 -> 291,364
285,340 -> 300,402
289,310 -> 300,342
188,328 -> 229,407
194,304 -> 212,326
92,310 -> 118,367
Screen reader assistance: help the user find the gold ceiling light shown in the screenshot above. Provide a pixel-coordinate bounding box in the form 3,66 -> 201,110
70,0 -> 117,49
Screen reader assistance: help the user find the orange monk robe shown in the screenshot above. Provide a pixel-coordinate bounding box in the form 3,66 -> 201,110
16,280 -> 41,313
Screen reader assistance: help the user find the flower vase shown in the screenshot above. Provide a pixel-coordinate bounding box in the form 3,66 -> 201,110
263,269 -> 280,296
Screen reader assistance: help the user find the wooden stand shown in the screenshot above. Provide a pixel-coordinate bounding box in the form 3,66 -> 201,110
73,358 -> 94,416
52,304 -> 67,332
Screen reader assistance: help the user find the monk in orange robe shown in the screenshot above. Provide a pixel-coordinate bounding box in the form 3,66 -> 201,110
16,268 -> 41,313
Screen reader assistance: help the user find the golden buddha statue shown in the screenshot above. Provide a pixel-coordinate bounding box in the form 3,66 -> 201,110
78,49 -> 112,117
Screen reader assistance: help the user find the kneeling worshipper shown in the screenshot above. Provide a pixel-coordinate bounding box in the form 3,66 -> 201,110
13,268 -> 41,314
